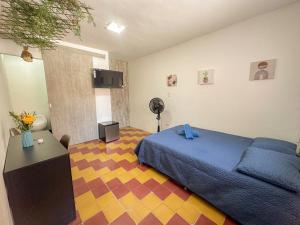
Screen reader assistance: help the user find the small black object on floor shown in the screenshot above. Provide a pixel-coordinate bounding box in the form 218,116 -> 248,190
98,121 -> 120,143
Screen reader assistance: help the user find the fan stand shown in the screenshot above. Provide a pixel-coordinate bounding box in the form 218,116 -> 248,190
156,112 -> 161,132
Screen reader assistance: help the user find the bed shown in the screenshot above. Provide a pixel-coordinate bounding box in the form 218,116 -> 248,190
135,126 -> 300,225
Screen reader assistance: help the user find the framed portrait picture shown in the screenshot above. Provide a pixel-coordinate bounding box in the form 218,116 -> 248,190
198,69 -> 214,85
249,59 -> 276,81
167,74 -> 177,87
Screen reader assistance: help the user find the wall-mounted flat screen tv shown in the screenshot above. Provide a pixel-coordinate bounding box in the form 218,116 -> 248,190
93,69 -> 123,88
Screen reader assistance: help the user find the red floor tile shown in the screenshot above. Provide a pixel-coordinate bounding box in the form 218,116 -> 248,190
223,217 -> 238,225
166,214 -> 189,225
173,187 -> 191,201
90,159 -> 104,170
84,212 -> 108,225
91,184 -> 109,198
81,148 -> 93,154
103,159 -> 121,170
107,178 -> 123,190
110,213 -> 135,225
138,213 -> 163,225
76,159 -> 90,170
162,179 -> 181,192
195,215 -> 217,225
91,148 -> 102,154
131,184 -> 151,199
144,179 -> 160,190
73,178 -> 86,188
74,183 -> 89,197
152,185 -> 172,200
118,160 -> 137,171
125,179 -> 141,190
111,184 -> 130,199
87,178 -> 105,190
137,164 -> 150,171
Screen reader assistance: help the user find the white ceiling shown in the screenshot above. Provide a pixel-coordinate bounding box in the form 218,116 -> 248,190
63,0 -> 298,60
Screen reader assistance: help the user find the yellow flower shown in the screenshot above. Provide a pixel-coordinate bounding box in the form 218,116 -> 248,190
21,115 -> 36,125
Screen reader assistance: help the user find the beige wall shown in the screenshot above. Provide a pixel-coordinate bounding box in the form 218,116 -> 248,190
0,56 -> 13,225
110,59 -> 130,128
2,54 -> 49,121
129,2 -> 300,142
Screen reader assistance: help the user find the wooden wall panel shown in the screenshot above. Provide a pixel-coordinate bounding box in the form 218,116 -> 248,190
42,47 -> 98,144
110,59 -> 130,128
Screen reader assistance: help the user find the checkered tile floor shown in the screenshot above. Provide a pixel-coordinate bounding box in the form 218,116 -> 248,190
68,127 -> 237,225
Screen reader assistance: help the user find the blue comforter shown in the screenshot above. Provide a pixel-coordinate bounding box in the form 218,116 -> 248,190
135,126 -> 300,225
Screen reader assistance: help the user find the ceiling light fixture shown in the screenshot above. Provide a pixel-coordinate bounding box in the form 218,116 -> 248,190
106,22 -> 125,33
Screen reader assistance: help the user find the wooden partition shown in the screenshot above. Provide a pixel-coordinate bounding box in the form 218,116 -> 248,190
42,46 -> 98,144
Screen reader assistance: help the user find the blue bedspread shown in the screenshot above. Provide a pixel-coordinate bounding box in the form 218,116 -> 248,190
135,126 -> 300,225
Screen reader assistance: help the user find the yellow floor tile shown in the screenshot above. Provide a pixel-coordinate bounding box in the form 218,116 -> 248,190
84,152 -> 98,162
78,202 -> 99,222
127,204 -> 149,224
188,195 -> 225,225
71,152 -> 84,161
100,171 -> 116,183
71,167 -> 81,180
142,192 -> 162,210
146,169 -> 168,184
96,192 -> 117,209
95,167 -> 111,176
135,172 -> 151,184
129,167 -> 144,177
101,201 -> 125,223
176,201 -> 201,224
120,193 -> 141,209
163,193 -> 184,212
152,203 -> 175,225
95,153 -> 110,161
118,172 -> 134,183
75,191 -> 96,210
114,167 -> 127,176
81,168 -> 99,182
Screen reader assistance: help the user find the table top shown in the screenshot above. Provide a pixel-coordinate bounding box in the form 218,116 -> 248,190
3,130 -> 69,174
99,121 -> 119,126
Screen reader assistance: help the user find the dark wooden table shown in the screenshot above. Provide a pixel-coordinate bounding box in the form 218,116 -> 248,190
3,130 -> 75,225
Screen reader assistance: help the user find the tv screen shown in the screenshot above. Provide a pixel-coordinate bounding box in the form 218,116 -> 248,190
93,69 -> 123,88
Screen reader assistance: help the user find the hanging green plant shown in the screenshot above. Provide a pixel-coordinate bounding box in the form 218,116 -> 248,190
0,0 -> 95,49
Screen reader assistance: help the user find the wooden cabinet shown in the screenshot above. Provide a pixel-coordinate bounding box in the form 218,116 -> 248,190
3,131 -> 75,225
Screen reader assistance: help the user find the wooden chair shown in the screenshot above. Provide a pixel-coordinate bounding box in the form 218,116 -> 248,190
10,128 -> 21,136
60,135 -> 71,150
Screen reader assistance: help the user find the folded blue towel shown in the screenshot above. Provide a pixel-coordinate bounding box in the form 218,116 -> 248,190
184,124 -> 194,139
177,124 -> 200,139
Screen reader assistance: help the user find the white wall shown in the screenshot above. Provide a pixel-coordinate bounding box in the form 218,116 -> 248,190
2,54 -> 50,121
93,57 -> 112,123
0,56 -> 13,225
129,2 -> 300,143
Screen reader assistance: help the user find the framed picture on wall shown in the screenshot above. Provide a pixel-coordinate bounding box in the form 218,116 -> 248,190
167,74 -> 177,87
198,69 -> 214,85
249,59 -> 276,81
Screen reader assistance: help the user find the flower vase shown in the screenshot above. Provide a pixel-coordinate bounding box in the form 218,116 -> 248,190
22,130 -> 33,148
